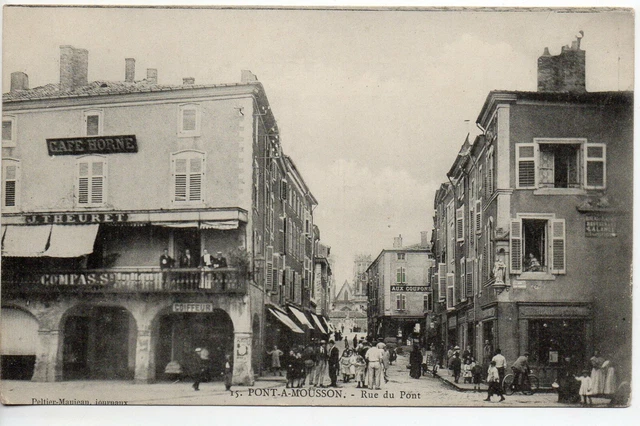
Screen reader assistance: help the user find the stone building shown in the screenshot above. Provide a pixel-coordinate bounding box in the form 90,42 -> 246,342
1,46 -> 321,383
430,35 -> 633,385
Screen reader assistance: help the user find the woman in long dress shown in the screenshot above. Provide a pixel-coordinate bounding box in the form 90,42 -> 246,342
589,351 -> 606,395
602,359 -> 617,396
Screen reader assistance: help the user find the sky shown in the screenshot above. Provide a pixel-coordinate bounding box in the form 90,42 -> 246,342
2,5 -> 634,288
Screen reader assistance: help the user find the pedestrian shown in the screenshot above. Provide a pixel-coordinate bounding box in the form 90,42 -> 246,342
491,348 -> 507,389
302,342 -> 316,387
266,345 -> 284,376
192,347 -> 211,391
381,345 -> 390,384
602,359 -> 617,396
462,358 -> 473,384
589,350 -> 606,396
557,355 -> 581,403
286,349 -> 297,388
340,349 -> 352,383
365,342 -> 384,390
471,358 -> 483,391
353,352 -> 367,388
328,339 -> 340,387
575,370 -> 593,406
314,340 -> 331,387
409,344 -> 422,379
223,353 -> 233,391
353,334 -> 358,349
450,352 -> 462,383
484,361 -> 505,402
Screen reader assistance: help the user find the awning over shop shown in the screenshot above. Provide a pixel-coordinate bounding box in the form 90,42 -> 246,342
310,313 -> 328,334
200,220 -> 239,230
268,308 -> 304,334
320,316 -> 335,333
151,221 -> 199,228
288,306 -> 314,329
1,225 -> 52,257
42,224 -> 99,258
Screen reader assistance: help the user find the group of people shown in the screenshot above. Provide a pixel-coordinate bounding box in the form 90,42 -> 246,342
556,350 -> 620,406
191,347 -> 234,392
159,248 -> 228,269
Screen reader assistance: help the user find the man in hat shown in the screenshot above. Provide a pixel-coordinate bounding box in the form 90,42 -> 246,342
327,340 -> 340,387
213,251 -> 228,269
192,347 -> 211,391
511,352 -> 530,391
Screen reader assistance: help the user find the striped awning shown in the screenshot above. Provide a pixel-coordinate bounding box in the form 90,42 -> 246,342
310,313 -> 328,334
288,305 -> 314,329
268,308 -> 304,334
1,225 -> 52,257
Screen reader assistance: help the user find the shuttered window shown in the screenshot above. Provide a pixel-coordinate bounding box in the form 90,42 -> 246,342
585,143 -> 606,189
265,246 -> 274,291
459,258 -> 466,302
446,273 -> 455,309
510,219 -> 523,274
516,144 -> 536,188
2,160 -> 19,208
466,258 -> 473,297
171,151 -> 205,203
396,267 -> 406,284
456,207 -> 465,242
77,156 -> 106,206
438,263 -> 447,302
475,200 -> 482,234
550,219 -> 566,274
486,148 -> 494,197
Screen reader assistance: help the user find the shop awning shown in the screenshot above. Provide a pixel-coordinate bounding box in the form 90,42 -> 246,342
200,220 -> 239,230
320,316 -> 335,333
42,224 -> 99,258
151,221 -> 199,228
288,306 -> 314,329
1,225 -> 52,257
268,308 -> 304,334
310,313 -> 328,334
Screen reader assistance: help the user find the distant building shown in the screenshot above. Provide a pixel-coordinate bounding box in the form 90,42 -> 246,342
330,280 -> 368,334
430,35 -> 633,386
366,234 -> 434,342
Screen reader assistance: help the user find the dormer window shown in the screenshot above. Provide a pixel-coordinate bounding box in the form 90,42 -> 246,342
84,110 -> 103,136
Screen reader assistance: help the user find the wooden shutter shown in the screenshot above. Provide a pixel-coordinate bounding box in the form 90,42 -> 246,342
174,158 -> 187,201
189,157 -> 203,202
585,143 -> 606,189
78,161 -> 89,204
265,246 -> 274,290
401,294 -> 407,310
456,207 -> 465,242
446,273 -> 455,309
517,144 -> 536,188
438,263 -> 446,301
90,161 -> 104,204
281,180 -> 288,200
551,219 -> 566,274
475,200 -> 482,234
396,294 -> 401,310
3,163 -> 18,207
510,219 -> 523,274
466,258 -> 473,297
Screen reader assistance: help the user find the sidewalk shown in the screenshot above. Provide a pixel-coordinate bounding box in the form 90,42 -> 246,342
434,368 -> 489,392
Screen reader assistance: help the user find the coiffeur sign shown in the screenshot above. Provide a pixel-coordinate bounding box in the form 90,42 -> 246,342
46,135 -> 137,155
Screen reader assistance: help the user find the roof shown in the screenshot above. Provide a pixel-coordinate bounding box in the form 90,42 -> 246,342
476,90 -> 633,128
3,79 -> 257,103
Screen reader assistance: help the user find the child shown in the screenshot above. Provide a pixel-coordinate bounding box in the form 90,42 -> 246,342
340,349 -> 352,383
353,353 -> 367,389
471,358 -> 484,391
484,360 -> 505,402
462,358 -> 473,384
285,349 -> 297,388
575,370 -> 593,406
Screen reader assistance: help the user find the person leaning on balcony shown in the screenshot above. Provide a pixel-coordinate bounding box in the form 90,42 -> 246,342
201,249 -> 213,268
159,248 -> 174,287
180,248 -> 196,267
213,251 -> 228,268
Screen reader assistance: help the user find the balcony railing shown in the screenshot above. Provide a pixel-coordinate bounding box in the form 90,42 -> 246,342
1,267 -> 246,294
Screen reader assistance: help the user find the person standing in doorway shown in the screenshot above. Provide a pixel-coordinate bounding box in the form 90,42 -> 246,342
266,345 -> 284,376
192,347 -> 211,391
223,353 -> 233,391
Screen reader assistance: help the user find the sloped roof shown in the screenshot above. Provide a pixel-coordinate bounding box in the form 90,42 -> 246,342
3,80 -> 256,103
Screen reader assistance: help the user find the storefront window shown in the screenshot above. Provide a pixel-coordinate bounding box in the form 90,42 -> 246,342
528,319 -> 586,366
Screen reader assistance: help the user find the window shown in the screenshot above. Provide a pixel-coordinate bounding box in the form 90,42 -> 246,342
280,179 -> 288,201
171,151 -> 205,203
446,273 -> 455,309
77,155 -> 107,206
510,216 -> 566,275
178,104 -> 200,137
516,139 -> 605,190
437,263 -> 446,301
253,159 -> 259,210
395,294 -> 406,310
423,293 -> 433,311
2,159 -> 20,209
456,206 -> 465,243
397,253 -> 406,261
396,267 -> 406,284
83,110 -> 103,136
2,116 -> 16,147
486,148 -> 495,197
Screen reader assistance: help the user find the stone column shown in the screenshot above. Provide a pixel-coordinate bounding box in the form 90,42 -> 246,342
233,331 -> 254,386
32,330 -> 62,382
134,328 -> 154,383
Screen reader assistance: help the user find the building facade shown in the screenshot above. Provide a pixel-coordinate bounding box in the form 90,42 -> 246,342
1,46 -> 323,383
430,36 -> 633,385
366,235 -> 434,342
330,280 -> 367,334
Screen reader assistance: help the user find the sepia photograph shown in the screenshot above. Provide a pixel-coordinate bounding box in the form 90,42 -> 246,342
0,2 -> 634,416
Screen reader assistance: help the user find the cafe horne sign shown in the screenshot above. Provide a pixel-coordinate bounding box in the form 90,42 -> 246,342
46,135 -> 137,155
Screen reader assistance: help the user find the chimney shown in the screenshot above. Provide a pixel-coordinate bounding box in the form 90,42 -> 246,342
393,234 -> 403,249
537,32 -> 586,93
146,68 -> 158,84
59,45 -> 88,91
125,58 -> 135,83
183,77 -> 195,85
10,72 -> 29,92
420,231 -> 429,248
241,70 -> 258,83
